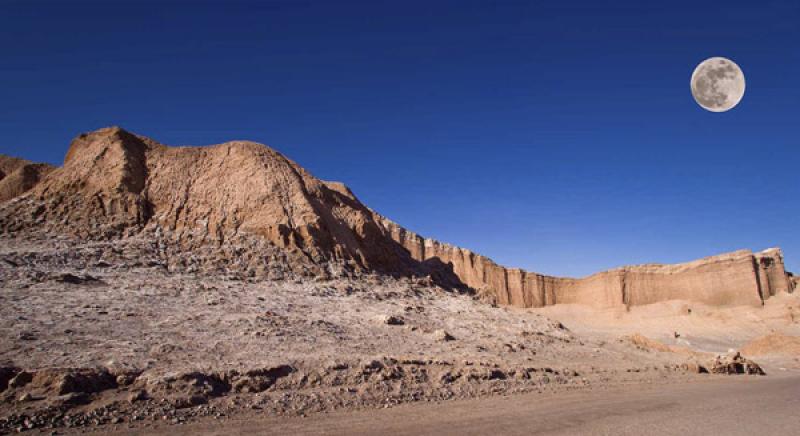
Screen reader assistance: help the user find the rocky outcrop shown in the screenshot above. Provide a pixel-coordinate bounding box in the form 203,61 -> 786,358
0,155 -> 29,178
788,273 -> 798,294
0,127 -> 433,280
0,155 -> 54,203
376,216 -> 794,309
0,127 -> 793,309
707,352 -> 765,375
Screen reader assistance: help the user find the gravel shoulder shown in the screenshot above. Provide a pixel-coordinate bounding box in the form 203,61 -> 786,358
88,372 -> 800,436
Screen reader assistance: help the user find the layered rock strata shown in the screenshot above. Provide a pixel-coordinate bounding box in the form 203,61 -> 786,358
376,218 -> 794,309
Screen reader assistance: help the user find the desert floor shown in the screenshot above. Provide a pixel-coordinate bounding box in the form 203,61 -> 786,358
2,236 -> 799,434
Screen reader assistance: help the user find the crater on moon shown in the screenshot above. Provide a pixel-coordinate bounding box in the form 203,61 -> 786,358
690,57 -> 745,112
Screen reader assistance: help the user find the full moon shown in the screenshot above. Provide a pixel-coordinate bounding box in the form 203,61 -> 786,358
690,57 -> 745,112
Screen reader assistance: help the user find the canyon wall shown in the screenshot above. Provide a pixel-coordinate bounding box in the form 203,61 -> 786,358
376,215 -> 794,309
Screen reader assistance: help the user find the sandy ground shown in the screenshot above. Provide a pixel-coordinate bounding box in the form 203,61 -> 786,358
2,235 -> 799,434
538,294 -> 800,363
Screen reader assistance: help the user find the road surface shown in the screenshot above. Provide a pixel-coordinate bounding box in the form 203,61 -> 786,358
107,374 -> 800,436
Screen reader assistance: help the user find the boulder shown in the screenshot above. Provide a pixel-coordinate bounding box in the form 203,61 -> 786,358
707,352 -> 765,375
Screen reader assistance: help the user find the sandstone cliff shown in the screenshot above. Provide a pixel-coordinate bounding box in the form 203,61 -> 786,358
0,155 -> 54,203
0,127 -> 794,308
0,127 -> 434,280
378,211 -> 793,308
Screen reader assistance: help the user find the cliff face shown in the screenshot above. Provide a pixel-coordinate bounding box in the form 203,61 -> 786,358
376,215 -> 794,309
0,155 -> 55,203
0,127 -> 794,308
0,127 -> 424,278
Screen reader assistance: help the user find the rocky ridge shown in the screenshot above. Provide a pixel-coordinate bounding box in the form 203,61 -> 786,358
0,155 -> 54,204
0,127 -> 795,309
0,128 -> 462,286
380,213 -> 794,309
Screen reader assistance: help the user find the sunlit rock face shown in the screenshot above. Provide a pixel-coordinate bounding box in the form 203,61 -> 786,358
380,213 -> 793,309
0,155 -> 55,203
1,127 -> 793,309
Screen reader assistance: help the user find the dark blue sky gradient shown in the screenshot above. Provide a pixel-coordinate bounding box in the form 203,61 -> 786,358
1,0 -> 798,276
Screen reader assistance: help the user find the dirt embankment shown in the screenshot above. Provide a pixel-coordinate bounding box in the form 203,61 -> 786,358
741,333 -> 800,357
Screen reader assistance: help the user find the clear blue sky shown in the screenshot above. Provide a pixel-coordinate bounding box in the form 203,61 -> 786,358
1,0 -> 798,277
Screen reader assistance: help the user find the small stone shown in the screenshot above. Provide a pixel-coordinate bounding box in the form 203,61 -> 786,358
128,390 -> 147,403
17,331 -> 37,341
432,329 -> 455,341
377,314 -> 404,326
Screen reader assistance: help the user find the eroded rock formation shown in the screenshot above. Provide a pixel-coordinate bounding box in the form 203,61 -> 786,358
0,127 -> 430,280
0,127 -> 794,308
379,213 -> 794,308
0,155 -> 54,203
